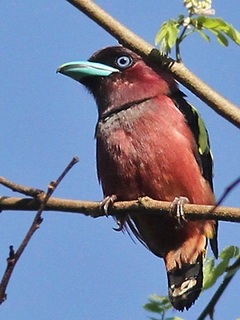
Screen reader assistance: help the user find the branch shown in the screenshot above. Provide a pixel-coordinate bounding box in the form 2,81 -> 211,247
65,0 -> 240,128
0,177 -> 43,197
1,194 -> 240,223
0,157 -> 79,304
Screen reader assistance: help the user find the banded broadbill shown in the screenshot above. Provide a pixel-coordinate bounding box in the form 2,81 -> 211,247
57,46 -> 218,311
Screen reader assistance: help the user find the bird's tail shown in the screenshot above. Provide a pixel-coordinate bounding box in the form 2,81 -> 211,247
166,253 -> 203,311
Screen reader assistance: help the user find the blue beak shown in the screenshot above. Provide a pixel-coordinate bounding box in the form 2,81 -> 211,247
57,61 -> 120,81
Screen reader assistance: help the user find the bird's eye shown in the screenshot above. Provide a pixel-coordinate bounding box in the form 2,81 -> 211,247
115,55 -> 133,69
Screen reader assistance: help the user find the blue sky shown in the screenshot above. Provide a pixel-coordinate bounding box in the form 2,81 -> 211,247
1,1 -> 240,319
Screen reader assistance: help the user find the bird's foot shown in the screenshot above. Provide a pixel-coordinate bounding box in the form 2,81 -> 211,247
100,194 -> 117,216
170,196 -> 189,227
100,195 -> 125,232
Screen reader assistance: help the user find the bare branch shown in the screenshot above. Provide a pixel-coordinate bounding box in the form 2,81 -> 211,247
0,176 -> 44,197
213,176 -> 240,208
0,195 -> 240,223
0,157 -> 79,304
65,0 -> 240,128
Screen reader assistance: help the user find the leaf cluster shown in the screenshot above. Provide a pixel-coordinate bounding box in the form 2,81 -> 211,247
143,294 -> 183,320
191,16 -> 240,47
155,19 -> 180,56
203,246 -> 240,290
155,14 -> 240,59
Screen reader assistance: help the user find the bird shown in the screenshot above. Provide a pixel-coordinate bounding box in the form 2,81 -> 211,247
57,46 -> 218,311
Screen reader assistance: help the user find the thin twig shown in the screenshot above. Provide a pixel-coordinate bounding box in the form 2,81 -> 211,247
214,176 -> 240,208
207,176 -> 240,220
65,0 -> 240,128
0,176 -> 43,197
0,157 -> 79,304
197,256 -> 240,320
175,24 -> 189,62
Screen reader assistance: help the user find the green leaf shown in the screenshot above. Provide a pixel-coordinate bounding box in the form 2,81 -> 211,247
155,22 -> 169,45
203,247 -> 240,290
225,25 -> 240,45
143,295 -> 173,314
196,29 -> 211,42
214,18 -> 233,32
220,246 -> 239,260
150,294 -> 169,301
213,19 -> 240,45
211,259 -> 229,280
203,258 -> 215,290
144,301 -> 164,313
216,31 -> 229,46
195,16 -> 240,46
201,17 -> 222,29
208,28 -> 229,46
155,20 -> 179,54
197,17 -> 228,31
167,23 -> 180,48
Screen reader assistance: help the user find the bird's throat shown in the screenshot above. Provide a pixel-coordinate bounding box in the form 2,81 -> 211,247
99,96 -> 157,121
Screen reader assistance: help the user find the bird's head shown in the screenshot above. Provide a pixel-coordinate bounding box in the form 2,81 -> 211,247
57,46 -> 178,117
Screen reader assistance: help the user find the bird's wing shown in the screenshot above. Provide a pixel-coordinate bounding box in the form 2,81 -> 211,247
171,90 -> 214,190
171,91 -> 218,257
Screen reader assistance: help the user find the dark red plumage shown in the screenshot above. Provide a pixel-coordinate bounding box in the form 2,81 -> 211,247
58,46 -> 218,311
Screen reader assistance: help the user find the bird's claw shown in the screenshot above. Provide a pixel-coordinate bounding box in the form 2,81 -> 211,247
100,195 -> 125,231
170,196 -> 189,227
100,194 -> 117,216
113,219 -> 124,232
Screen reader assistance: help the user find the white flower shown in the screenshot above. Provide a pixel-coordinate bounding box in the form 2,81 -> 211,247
183,0 -> 193,9
194,8 -> 215,15
183,0 -> 215,16
182,17 -> 191,27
